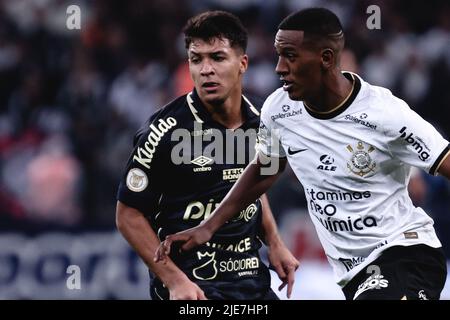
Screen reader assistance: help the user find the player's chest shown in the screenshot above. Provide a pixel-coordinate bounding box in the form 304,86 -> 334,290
166,127 -> 256,187
278,118 -> 394,183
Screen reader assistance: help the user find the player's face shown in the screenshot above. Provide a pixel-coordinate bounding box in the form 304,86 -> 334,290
188,37 -> 248,105
274,29 -> 322,101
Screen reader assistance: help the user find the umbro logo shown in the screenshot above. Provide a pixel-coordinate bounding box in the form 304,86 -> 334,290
191,155 -> 213,172
191,155 -> 213,167
287,147 -> 307,155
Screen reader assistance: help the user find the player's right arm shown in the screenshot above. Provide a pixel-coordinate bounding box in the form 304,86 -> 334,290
116,202 -> 206,300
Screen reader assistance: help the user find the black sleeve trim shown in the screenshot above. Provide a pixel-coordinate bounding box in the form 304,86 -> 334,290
429,144 -> 450,175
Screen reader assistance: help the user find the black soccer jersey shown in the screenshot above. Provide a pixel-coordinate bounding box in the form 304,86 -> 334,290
117,89 -> 272,299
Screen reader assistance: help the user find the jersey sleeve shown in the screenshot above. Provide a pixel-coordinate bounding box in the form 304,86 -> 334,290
255,95 -> 286,158
116,112 -> 167,217
384,96 -> 450,175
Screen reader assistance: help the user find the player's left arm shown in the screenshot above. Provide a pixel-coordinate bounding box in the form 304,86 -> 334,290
437,150 -> 450,179
383,97 -> 450,177
260,194 -> 299,298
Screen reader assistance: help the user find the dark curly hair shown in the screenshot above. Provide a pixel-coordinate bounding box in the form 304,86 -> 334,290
183,10 -> 248,53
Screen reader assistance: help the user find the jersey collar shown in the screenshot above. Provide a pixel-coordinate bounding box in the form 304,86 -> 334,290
186,89 -> 260,128
303,72 -> 361,120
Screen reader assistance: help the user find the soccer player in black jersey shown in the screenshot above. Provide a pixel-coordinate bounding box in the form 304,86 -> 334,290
116,11 -> 299,300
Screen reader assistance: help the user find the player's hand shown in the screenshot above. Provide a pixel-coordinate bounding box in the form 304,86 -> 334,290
168,277 -> 207,300
154,224 -> 213,263
268,242 -> 300,299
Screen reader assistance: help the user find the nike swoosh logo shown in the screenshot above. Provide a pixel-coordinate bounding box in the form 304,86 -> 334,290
287,147 -> 308,155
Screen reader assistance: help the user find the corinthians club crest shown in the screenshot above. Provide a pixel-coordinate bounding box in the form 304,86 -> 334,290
346,141 -> 376,177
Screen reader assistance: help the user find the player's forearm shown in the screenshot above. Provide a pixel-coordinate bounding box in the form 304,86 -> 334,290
437,152 -> 450,179
116,202 -> 189,288
260,194 -> 283,246
203,156 -> 284,234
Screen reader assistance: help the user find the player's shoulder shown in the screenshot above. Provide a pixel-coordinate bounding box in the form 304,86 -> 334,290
358,75 -> 407,111
264,87 -> 288,106
260,87 -> 290,117
358,76 -> 401,106
152,94 -> 192,123
242,93 -> 264,113
133,94 -> 190,145
354,74 -> 417,134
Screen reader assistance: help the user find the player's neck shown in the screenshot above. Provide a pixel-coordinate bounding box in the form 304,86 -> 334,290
203,89 -> 244,129
304,71 -> 354,113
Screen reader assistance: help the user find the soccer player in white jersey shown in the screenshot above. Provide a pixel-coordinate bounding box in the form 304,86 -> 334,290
155,8 -> 450,300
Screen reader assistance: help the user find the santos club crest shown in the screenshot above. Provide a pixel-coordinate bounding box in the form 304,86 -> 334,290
346,141 -> 376,177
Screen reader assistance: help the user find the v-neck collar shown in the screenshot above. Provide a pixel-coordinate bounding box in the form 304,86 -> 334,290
186,89 -> 260,129
303,72 -> 361,120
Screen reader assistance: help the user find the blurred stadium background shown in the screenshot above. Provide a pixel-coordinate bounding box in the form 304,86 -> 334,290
0,0 -> 449,299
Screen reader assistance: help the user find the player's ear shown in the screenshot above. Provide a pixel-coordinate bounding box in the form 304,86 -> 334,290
239,54 -> 248,74
321,48 -> 334,69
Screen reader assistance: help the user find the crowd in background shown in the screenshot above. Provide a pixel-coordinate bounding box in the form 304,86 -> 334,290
0,0 -> 449,253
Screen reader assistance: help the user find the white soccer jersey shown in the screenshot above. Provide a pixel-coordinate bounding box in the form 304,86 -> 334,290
256,72 -> 450,286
